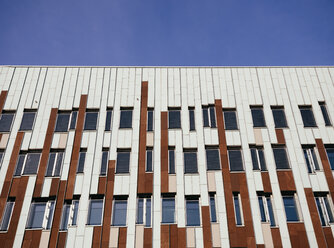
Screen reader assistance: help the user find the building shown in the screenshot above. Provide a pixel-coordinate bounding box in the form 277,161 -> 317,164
0,66 -> 334,248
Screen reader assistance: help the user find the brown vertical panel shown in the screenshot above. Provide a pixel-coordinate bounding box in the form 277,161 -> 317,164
92,226 -> 102,248
287,223 -> 309,247
118,227 -> 127,248
143,228 -> 152,248
0,90 -> 8,113
97,176 -> 107,195
33,108 -> 58,197
323,226 -> 334,247
261,172 -> 272,193
304,188 -> 327,247
160,225 -> 169,248
49,177 -> 60,196
170,224 -> 178,248
161,112 -> 168,193
271,228 -> 283,248
201,206 -> 213,248
277,171 -> 296,191
65,95 -> 87,200
177,228 -> 186,248
275,129 -> 286,145
57,232 -> 68,248
8,177 -> 21,197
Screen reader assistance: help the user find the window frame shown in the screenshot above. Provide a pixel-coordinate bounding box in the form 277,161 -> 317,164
0,111 -> 15,132
168,108 -> 181,129
55,111 -> 77,132
228,147 -> 244,172
26,200 -> 55,230
272,146 -> 291,170
250,146 -> 267,171
326,147 -> 334,170
202,105 -> 216,128
233,193 -> 244,226
168,147 -> 175,174
282,194 -> 300,222
223,108 -> 238,130
100,149 -> 109,176
112,198 -> 128,226
186,198 -> 201,226
87,198 -> 104,226
119,108 -> 133,129
302,146 -> 321,174
146,147 -> 153,172
136,196 -> 152,227
184,149 -> 198,174
315,194 -> 334,226
105,108 -> 113,131
84,110 -> 99,131
189,107 -> 195,131
0,200 -> 15,231
60,199 -> 80,231
251,106 -> 266,128
76,149 -> 87,174
319,102 -> 332,126
209,195 -> 217,223
161,197 -> 176,224
14,152 -> 42,176
258,194 -> 276,226
271,106 -> 288,128
205,147 -> 221,171
45,150 -> 64,177
116,150 -> 131,174
19,110 -> 37,131
147,108 -> 154,132
299,106 -> 317,128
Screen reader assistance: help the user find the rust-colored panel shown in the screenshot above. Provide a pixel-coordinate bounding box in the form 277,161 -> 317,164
201,206 -> 213,248
92,226 -> 102,248
144,228 -> 152,248
230,173 -> 241,192
275,129 -> 286,145
118,227 -> 127,248
65,95 -> 87,200
177,228 -> 186,248
0,91 -> 8,113
57,232 -> 68,248
304,188 -> 327,247
277,170 -> 296,191
316,139 -> 334,200
287,223 -> 309,247
33,108 -> 58,197
170,225 -> 178,248
271,227 -> 283,248
161,225 -> 169,248
161,111 -> 169,193
49,177 -> 60,196
323,226 -> 334,247
9,177 -> 21,197
97,176 -> 107,195
261,172 -> 272,193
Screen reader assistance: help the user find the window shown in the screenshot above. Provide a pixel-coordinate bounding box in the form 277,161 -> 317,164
87,199 -> 103,225
0,200 -> 14,231
184,150 -> 198,173
206,148 -> 220,170
299,106 -> 317,127
45,151 -> 64,177
136,197 -> 151,227
0,112 -> 15,132
319,102 -> 332,126
223,109 -> 238,130
168,109 -> 181,129
147,109 -> 154,131
105,109 -> 112,131
250,147 -> 267,171
272,107 -> 288,128
76,150 -> 86,173
251,106 -> 266,128
168,147 -> 175,174
189,107 -> 195,131
303,147 -> 320,173
26,200 -> 55,229
210,195 -> 217,223
162,197 -> 175,224
100,149 -> 109,176
315,195 -> 334,226
283,195 -> 299,222
233,193 -> 243,225
84,111 -> 99,130
19,111 -> 36,131
228,148 -> 244,171
14,152 -> 41,176
112,199 -> 127,226
326,148 -> 334,170
202,106 -> 216,128
258,194 -> 276,226
116,150 -> 130,174
119,109 -> 133,128
60,200 -> 79,230
146,148 -> 153,172
55,111 -> 77,132
186,198 -> 200,226
0,150 -> 4,166
273,147 -> 290,169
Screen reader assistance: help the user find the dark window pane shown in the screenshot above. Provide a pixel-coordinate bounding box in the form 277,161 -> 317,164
120,110 -> 133,128
184,152 -> 198,173
267,197 -> 276,226
146,150 -> 153,172
251,108 -> 266,127
136,199 -> 143,224
162,198 -> 175,223
20,112 -> 36,131
23,153 -> 41,174
27,203 -> 46,228
169,150 -> 175,174
320,103 -> 332,126
54,152 -> 63,176
88,200 -> 103,225
228,150 -> 244,171
303,149 -> 312,173
46,153 -> 56,177
251,148 -> 259,170
258,197 -> 266,222
316,197 -> 326,226
46,201 -> 55,229
169,111 -> 181,129
324,197 -> 334,223
272,109 -> 288,128
206,149 -> 220,170
145,199 -> 151,227
0,201 -> 14,231
189,109 -> 195,131
84,112 -> 98,130
70,111 -> 77,130
0,152 -> 3,165
300,108 -> 316,127
77,152 -> 86,173
72,201 -> 79,225
147,110 -> 153,131
113,200 -> 127,226
202,108 -> 209,127
186,200 -> 200,226
0,113 -> 14,132
210,196 -> 217,222
224,111 -> 238,130
234,195 -> 242,225
209,107 -> 216,128
116,152 -> 130,173
60,204 -> 70,230
327,148 -> 334,170
258,149 -> 267,171
14,154 -> 26,176
273,148 -> 290,169
283,196 -> 299,221
55,113 -> 70,132
105,110 -> 112,131
100,151 -> 108,176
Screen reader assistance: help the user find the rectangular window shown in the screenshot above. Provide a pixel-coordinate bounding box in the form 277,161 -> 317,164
119,109 -> 133,128
87,198 -> 103,225
315,195 -> 334,226
326,147 -> 334,170
100,149 -> 109,176
105,109 -> 112,131
69,111 -> 78,130
303,147 -> 320,173
258,194 -> 276,226
283,195 -> 299,222
168,109 -> 181,129
136,197 -> 151,227
184,150 -> 198,173
189,107 -> 195,131
55,112 -> 70,132
228,148 -> 244,171
250,147 -> 267,171
251,106 -> 266,128
273,147 -> 290,169
0,150 -> 4,166
319,102 -> 332,126
272,107 -> 288,128
168,147 -> 175,174
223,109 -> 238,130
60,200 -> 79,230
14,152 -> 42,176
0,200 -> 14,231
76,150 -> 86,173
210,195 -> 217,223
26,200 -> 55,229
112,199 -> 127,226
19,111 -> 36,131
147,109 -> 154,131
84,111 -> 99,130
116,150 -> 130,174
162,197 -> 175,224
45,151 -> 64,177
233,193 -> 243,225
299,106 -> 317,127
0,112 -> 15,132
186,198 -> 200,226
202,106 -> 216,128
146,148 -> 153,172
206,147 -> 220,170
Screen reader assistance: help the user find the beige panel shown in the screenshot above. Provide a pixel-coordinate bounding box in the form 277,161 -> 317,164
109,227 -> 119,248
168,174 -> 177,193
0,133 -> 9,148
207,172 -> 216,192
211,223 -> 221,248
254,129 -> 263,145
58,133 -> 68,149
262,223 -> 274,248
39,231 -> 51,248
146,132 -> 154,147
186,227 -> 196,248
135,225 -> 144,248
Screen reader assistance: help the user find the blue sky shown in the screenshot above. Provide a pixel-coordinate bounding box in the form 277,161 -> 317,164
0,0 -> 333,66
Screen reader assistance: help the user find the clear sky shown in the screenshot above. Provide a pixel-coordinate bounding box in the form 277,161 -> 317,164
0,0 -> 333,66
